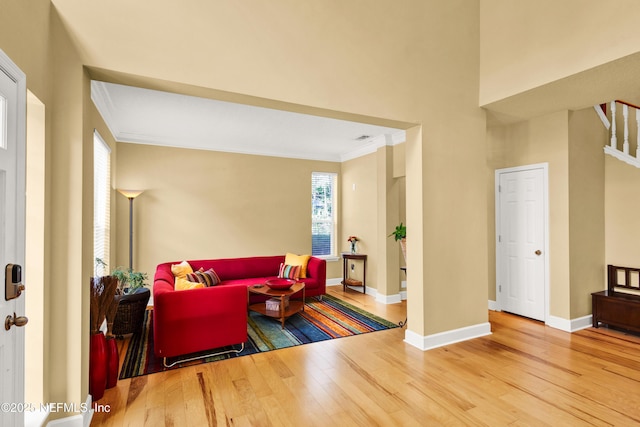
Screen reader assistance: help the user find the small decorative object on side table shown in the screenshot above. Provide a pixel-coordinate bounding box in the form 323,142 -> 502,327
248,282 -> 305,328
347,235 -> 359,254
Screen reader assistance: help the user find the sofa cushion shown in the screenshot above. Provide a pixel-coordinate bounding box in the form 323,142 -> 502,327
285,253 -> 311,278
175,277 -> 205,291
186,268 -> 221,286
171,261 -> 193,279
278,263 -> 300,280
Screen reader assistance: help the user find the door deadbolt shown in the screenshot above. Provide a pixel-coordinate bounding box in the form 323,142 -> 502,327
5,313 -> 28,331
5,264 -> 25,301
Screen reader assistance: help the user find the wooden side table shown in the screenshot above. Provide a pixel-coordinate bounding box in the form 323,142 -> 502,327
342,253 -> 367,294
248,282 -> 305,329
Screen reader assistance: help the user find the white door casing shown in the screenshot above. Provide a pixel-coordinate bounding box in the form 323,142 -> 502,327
496,164 -> 548,322
0,50 -> 27,427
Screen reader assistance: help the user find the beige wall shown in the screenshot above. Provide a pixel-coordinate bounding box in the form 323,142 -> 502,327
25,91 -> 46,406
339,147 -> 404,295
605,157 -> 640,266
487,108 -> 606,320
480,0 -> 640,106
487,111 -> 571,317
115,143 -> 341,281
8,1 -> 640,419
568,109 -> 606,318
341,153 -> 377,284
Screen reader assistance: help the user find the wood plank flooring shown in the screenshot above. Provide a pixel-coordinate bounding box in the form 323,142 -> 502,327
91,285 -> 640,426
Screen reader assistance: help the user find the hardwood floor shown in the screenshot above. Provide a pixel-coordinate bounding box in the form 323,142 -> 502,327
91,286 -> 640,426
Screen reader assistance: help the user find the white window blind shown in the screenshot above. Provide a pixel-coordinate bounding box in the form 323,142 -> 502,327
311,172 -> 337,257
94,131 -> 111,275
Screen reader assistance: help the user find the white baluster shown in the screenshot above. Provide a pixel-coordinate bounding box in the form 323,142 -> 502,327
623,104 -> 629,154
611,101 -> 617,149
636,108 -> 640,159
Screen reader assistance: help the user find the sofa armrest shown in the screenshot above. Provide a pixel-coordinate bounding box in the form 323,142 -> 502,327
306,256 -> 326,283
153,283 -> 248,358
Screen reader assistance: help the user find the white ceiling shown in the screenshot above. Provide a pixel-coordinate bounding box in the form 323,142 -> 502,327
91,81 -> 406,162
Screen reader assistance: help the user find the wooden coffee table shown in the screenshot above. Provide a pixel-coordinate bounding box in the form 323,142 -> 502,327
248,282 -> 305,328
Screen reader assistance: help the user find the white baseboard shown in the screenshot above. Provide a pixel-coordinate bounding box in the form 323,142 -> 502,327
375,292 -> 402,304
45,395 -> 92,427
327,281 -> 404,303
546,314 -> 593,332
489,301 -> 592,333
404,322 -> 492,351
25,407 -> 49,427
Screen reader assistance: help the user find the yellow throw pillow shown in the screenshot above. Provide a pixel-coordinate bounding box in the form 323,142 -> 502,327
175,276 -> 205,291
171,260 -> 193,279
285,253 -> 311,278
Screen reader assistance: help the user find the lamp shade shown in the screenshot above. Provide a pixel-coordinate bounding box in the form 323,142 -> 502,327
118,189 -> 144,199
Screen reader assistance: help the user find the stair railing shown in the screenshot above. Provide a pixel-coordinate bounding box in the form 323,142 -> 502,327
599,100 -> 640,168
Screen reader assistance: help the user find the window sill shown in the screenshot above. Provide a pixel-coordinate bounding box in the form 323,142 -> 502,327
315,255 -> 340,262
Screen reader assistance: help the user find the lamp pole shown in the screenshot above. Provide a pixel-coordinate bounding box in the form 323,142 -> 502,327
118,189 -> 143,271
127,196 -> 134,270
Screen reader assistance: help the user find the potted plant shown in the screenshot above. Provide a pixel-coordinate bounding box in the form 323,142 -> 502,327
388,222 -> 407,262
110,267 -> 150,336
111,266 -> 148,295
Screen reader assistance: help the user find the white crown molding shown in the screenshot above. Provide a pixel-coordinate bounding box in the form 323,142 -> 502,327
93,79 -> 407,163
118,129 -> 405,163
390,130 -> 407,145
340,130 -> 406,162
116,134 -> 343,162
91,81 -> 120,139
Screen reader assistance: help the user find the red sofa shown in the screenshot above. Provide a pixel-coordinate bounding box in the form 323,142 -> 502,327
153,255 -> 326,361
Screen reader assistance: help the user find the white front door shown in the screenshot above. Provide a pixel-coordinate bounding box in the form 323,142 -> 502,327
496,164 -> 547,322
0,50 -> 27,427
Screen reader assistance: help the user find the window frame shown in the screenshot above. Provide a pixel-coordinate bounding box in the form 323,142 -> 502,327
311,171 -> 338,260
93,130 -> 111,276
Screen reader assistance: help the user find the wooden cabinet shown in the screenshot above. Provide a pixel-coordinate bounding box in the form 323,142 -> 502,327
592,290 -> 640,333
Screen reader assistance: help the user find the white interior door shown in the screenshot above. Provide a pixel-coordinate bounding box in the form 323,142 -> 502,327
496,164 -> 547,322
0,50 -> 27,427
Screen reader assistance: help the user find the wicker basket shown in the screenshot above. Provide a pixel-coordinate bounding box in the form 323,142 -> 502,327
112,288 -> 150,337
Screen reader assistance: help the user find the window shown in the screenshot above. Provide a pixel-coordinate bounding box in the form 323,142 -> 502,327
311,172 -> 337,257
94,131 -> 111,275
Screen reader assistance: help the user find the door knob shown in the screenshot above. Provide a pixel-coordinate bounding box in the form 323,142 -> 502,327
535,250 -> 542,256
5,313 -> 28,331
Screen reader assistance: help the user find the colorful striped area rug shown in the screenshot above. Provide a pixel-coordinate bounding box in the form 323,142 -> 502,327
120,294 -> 398,379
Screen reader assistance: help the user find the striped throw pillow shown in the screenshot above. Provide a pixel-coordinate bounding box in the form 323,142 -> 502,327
278,263 -> 300,280
185,268 -> 221,286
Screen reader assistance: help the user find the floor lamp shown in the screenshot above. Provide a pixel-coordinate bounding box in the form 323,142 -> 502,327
118,189 -> 144,271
